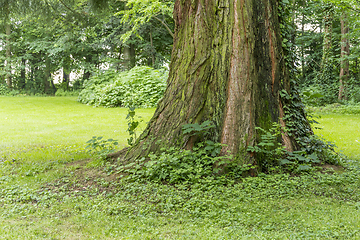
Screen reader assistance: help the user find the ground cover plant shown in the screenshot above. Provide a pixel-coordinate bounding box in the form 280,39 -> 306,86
1,97 -> 360,239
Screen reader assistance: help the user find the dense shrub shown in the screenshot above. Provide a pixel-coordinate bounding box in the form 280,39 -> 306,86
78,66 -> 167,108
0,84 -> 21,96
0,84 -> 9,95
348,85 -> 360,103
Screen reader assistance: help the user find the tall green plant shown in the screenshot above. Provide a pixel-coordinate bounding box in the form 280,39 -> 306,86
126,107 -> 143,146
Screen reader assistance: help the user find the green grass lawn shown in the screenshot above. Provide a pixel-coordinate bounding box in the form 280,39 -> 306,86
314,114 -> 360,161
1,97 -> 360,239
0,96 -> 153,149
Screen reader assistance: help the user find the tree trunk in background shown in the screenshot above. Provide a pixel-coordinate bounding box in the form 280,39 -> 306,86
5,4 -> 12,88
338,12 -> 349,100
301,10 -> 305,82
82,54 -> 93,80
0,57 -> 4,82
321,4 -> 332,69
19,58 -> 26,90
44,56 -> 51,94
150,30 -> 155,67
30,64 -> 35,88
126,0 -> 311,168
123,4 -> 136,70
123,43 -> 136,70
83,71 -> 91,81
51,80 -> 57,93
63,67 -> 70,90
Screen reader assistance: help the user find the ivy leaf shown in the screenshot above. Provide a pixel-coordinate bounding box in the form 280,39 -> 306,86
280,159 -> 293,165
297,165 -> 312,171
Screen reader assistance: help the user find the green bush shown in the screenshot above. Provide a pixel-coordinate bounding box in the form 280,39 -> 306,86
348,86 -> 360,103
78,66 -> 167,108
0,85 -> 20,96
0,84 -> 9,95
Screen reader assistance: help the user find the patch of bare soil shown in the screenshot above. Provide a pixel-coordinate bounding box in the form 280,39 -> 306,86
40,153 -> 129,197
321,164 -> 345,173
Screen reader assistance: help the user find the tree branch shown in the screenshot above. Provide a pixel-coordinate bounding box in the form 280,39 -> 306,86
153,16 -> 174,38
45,0 -> 66,20
58,0 -> 85,18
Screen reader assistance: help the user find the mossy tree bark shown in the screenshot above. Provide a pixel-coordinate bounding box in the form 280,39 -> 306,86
126,0 -> 310,167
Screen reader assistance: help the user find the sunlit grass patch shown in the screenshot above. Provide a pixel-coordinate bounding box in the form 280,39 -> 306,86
1,144 -> 88,175
313,113 -> 360,161
0,96 -> 153,149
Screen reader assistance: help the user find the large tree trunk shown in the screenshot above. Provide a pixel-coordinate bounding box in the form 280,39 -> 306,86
338,12 -> 349,100
125,0 -> 311,168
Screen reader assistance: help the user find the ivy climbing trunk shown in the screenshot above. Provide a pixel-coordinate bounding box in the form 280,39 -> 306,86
125,0 -> 311,167
321,4 -> 333,70
300,8 -> 305,83
338,12 -> 349,100
317,3 -> 333,99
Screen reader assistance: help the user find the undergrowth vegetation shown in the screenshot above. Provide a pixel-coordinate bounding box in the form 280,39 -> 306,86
1,151 -> 360,239
117,120 -> 342,186
78,66 -> 167,108
116,115 -> 342,187
308,102 -> 360,114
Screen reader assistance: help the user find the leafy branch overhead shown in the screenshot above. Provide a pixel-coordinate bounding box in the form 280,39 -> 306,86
118,0 -> 175,42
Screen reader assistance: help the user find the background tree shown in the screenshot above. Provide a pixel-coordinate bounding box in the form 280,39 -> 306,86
294,0 -> 360,105
0,0 -> 174,94
338,10 -> 350,100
